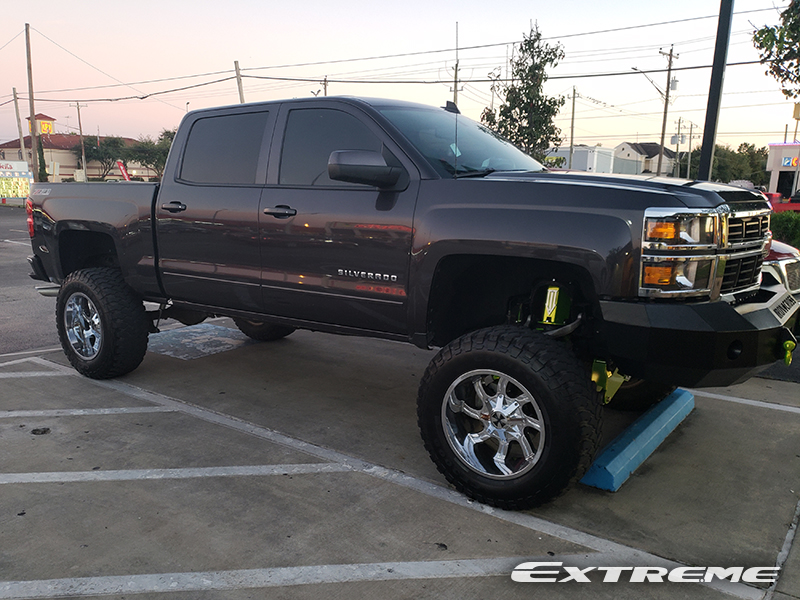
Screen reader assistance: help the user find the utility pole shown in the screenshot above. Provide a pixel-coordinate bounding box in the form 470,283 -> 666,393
569,87 -> 577,169
70,103 -> 88,179
687,121 -> 695,179
698,0 -> 734,181
452,22 -> 460,106
323,76 -> 328,97
793,103 -> 800,195
673,117 -> 682,177
234,60 -> 245,104
25,23 -> 40,182
656,45 -> 677,176
12,88 -> 27,167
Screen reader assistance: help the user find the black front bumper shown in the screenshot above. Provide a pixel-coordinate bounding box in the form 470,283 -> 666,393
600,294 -> 799,388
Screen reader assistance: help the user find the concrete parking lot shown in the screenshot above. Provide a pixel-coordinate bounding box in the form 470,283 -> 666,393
1,323 -> 799,600
1,205 -> 799,599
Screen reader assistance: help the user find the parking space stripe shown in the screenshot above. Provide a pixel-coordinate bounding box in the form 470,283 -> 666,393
0,348 -> 61,360
688,389 -> 800,414
0,407 -> 176,419
0,553 -> 765,600
0,372 -> 69,379
0,463 -> 351,485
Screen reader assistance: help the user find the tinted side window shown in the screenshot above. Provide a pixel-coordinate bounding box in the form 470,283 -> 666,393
280,108 -> 383,186
180,112 -> 268,184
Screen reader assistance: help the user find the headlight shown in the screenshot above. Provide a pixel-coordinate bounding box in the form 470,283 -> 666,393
641,258 -> 714,293
640,209 -> 722,298
644,214 -> 717,248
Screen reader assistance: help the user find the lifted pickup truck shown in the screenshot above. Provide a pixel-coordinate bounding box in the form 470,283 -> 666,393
27,97 -> 800,509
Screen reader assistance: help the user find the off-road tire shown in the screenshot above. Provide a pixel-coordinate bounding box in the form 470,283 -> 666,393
56,267 -> 149,379
417,325 -> 603,510
608,378 -> 676,411
233,318 -> 296,342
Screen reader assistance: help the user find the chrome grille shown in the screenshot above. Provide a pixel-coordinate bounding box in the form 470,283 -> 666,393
721,254 -> 762,294
786,261 -> 800,292
727,215 -> 769,245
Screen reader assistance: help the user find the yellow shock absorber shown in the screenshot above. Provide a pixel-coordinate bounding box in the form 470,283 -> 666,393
542,286 -> 560,324
785,340 -> 796,366
592,359 -> 628,404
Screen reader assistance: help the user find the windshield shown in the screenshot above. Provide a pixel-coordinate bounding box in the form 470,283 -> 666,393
379,106 -> 545,178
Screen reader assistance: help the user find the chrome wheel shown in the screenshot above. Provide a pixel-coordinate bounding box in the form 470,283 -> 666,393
442,369 -> 545,480
63,292 -> 103,360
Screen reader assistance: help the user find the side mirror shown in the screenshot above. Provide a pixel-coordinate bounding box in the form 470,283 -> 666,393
328,150 -> 403,188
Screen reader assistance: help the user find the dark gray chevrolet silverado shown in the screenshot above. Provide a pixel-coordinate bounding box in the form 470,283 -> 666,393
26,97 -> 800,508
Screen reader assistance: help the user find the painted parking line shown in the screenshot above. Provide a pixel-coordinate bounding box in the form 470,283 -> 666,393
0,407 -> 176,419
0,356 -> 787,600
0,371 -> 72,379
688,389 -> 800,415
0,557 -> 545,599
0,463 -> 351,485
0,554 -> 767,600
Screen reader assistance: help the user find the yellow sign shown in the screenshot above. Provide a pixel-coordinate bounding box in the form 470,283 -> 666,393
0,176 -> 31,199
28,119 -> 54,134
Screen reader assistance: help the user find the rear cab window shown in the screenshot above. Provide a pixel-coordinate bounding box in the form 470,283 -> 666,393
180,112 -> 270,185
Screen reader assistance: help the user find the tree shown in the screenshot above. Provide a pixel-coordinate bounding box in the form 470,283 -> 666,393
736,143 -> 769,187
679,143 -> 768,184
128,129 -> 176,180
73,136 -> 128,180
480,25 -> 566,161
753,1 -> 800,99
37,143 -> 48,182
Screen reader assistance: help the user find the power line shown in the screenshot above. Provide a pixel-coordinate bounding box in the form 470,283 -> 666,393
4,59 -> 772,105
0,29 -> 23,53
3,7 -> 782,102
28,76 -> 238,104
30,27 -> 185,112
234,6 -> 787,74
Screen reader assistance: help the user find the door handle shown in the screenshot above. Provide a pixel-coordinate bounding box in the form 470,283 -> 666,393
161,201 -> 187,213
263,205 -> 297,218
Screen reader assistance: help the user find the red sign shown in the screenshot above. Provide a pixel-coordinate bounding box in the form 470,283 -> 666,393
116,160 -> 131,181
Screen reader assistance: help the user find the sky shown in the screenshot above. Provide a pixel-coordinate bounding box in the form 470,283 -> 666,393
0,0 -> 797,154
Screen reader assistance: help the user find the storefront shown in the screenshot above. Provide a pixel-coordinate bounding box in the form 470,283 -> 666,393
767,143 -> 800,200
0,161 -> 33,207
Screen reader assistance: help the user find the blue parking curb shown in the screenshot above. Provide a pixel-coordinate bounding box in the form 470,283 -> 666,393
580,389 -> 695,492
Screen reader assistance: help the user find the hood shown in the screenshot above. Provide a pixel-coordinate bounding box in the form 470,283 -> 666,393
484,171 -> 771,211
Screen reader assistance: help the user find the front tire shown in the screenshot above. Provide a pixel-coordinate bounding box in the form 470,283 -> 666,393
56,268 -> 149,379
417,326 -> 602,509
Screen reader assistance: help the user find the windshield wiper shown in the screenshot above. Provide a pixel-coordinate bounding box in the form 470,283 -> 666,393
454,168 -> 497,179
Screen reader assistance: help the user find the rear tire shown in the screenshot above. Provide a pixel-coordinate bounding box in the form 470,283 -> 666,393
56,267 -> 149,379
417,326 -> 602,509
233,318 -> 295,341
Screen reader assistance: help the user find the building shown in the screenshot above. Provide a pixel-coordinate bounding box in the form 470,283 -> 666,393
548,145 -> 615,173
767,143 -> 800,199
0,114 -> 155,181
613,142 -> 676,176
